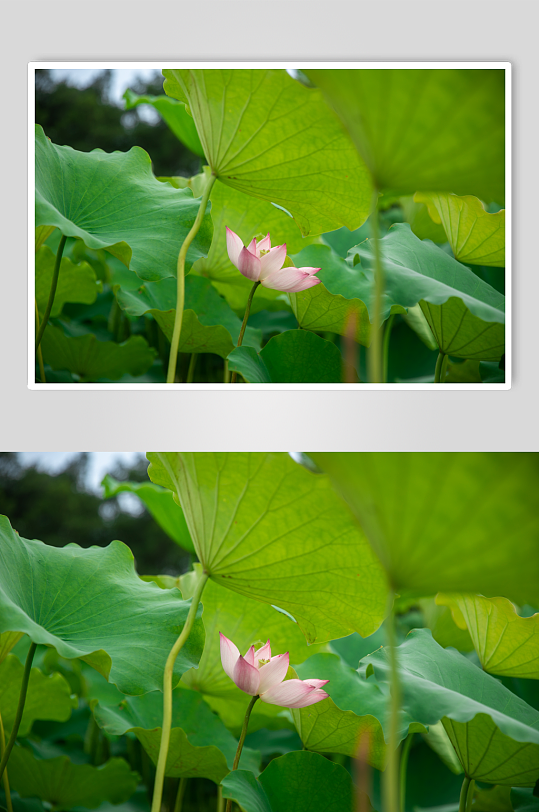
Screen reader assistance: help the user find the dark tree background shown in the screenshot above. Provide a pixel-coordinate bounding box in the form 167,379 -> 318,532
0,453 -> 191,575
35,69 -> 200,177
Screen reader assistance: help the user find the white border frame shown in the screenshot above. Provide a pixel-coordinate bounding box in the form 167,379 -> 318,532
28,61 -> 511,391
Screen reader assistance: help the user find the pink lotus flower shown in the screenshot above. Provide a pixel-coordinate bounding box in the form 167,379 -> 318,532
219,633 -> 329,708
226,228 -> 321,293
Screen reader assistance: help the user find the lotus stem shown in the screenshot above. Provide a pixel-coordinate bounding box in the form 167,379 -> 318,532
230,281 -> 260,383
0,642 -> 37,781
367,191 -> 385,384
167,174 -> 216,384
399,733 -> 413,812
434,351 -> 448,384
458,776 -> 475,812
173,777 -> 187,812
35,300 -> 46,383
383,598 -> 401,812
186,353 -> 197,384
150,571 -> 208,812
35,234 -> 67,350
225,695 -> 259,812
382,314 -> 395,383
0,709 -> 13,812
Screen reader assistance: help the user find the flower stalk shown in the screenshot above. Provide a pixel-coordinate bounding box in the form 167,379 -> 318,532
224,695 -> 260,812
35,234 -> 67,351
167,174 -> 216,384
230,281 -> 260,383
0,642 -> 37,782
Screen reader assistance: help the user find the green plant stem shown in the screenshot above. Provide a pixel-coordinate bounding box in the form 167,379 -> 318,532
458,776 -> 475,812
0,710 -> 13,812
35,300 -> 46,383
383,599 -> 401,812
167,174 -> 216,384
35,234 -> 67,350
230,281 -> 260,384
173,777 -> 187,812
434,351 -> 448,383
367,192 -> 384,384
225,695 -> 260,812
186,354 -> 197,383
223,360 -> 230,384
216,785 -> 224,812
382,314 -> 395,383
0,642 -> 37,782
150,571 -> 209,812
399,733 -> 413,812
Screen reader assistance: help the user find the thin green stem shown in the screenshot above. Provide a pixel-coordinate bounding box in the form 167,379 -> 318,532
186,354 -> 197,384
382,314 -> 395,383
173,777 -> 187,812
399,733 -> 413,812
458,776 -> 475,812
225,695 -> 259,812
223,360 -> 230,384
35,235 -> 67,350
382,599 -> 401,812
367,192 -> 384,384
434,351 -> 447,384
230,281 -> 260,384
0,642 -> 37,781
35,300 -> 46,383
167,174 -> 216,384
216,785 -> 224,812
150,571 -> 209,812
0,710 -> 13,812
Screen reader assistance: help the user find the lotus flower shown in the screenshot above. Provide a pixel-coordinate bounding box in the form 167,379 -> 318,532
226,228 -> 321,292
219,633 -> 329,708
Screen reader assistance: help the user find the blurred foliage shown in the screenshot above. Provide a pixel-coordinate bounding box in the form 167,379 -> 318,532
0,453 -> 191,575
35,69 -> 200,178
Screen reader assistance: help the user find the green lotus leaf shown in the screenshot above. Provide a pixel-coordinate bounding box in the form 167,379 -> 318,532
40,325 -> 156,382
192,181 -> 320,313
7,748 -> 139,810
35,124 -> 212,283
418,599 -> 474,652
35,246 -> 100,318
306,68 -> 505,203
93,684 -> 260,783
227,330 -> 345,383
112,272 -> 261,357
101,474 -> 195,553
0,515 -> 204,695
179,569 -> 326,734
291,652 -> 424,768
414,193 -> 505,266
123,89 -> 205,156
512,789 -> 539,812
399,197 -> 448,243
0,655 -> 76,736
221,751 -> 361,812
146,453 -> 388,644
35,226 -> 56,252
436,594 -> 539,679
0,632 -> 23,665
310,453 -> 539,604
364,629 -> 539,786
163,68 -> 373,236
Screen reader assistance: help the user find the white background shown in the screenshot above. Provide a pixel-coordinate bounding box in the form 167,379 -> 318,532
3,0 -> 538,451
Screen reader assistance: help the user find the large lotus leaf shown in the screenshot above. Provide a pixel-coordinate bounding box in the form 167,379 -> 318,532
123,89 -> 205,156
0,632 -> 23,665
349,224 -> 505,359
35,125 -> 212,283
227,330 -> 345,383
0,655 -> 75,736
399,197 -> 448,243
419,599 -> 474,652
179,569 -> 326,733
191,181 -> 319,313
35,225 -> 56,252
436,594 -> 539,679
291,652 -> 424,768
112,272 -> 261,357
306,68 -> 505,203
7,748 -> 139,810
146,453 -> 388,644
414,193 -> 505,267
222,751 -> 359,812
163,69 -> 373,236
0,515 -> 204,695
40,325 -> 155,382
364,629 -> 539,786
101,475 -> 195,553
310,453 -> 539,604
92,684 -> 260,783
35,246 -> 100,318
